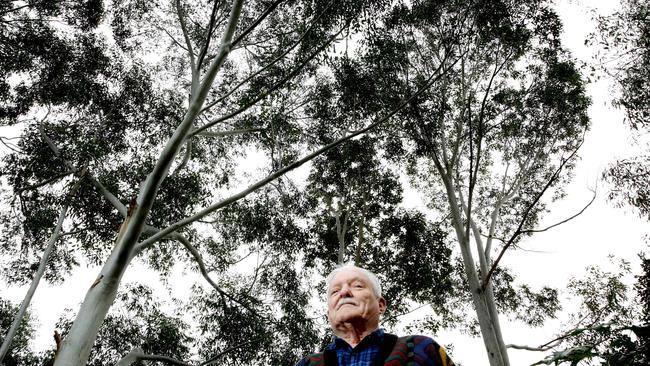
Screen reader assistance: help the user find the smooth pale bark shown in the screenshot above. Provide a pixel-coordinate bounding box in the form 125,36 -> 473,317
458,190 -> 512,366
115,348 -> 190,366
426,143 -> 510,366
446,188 -> 509,366
52,236 -> 136,365
0,198 -> 70,363
335,208 -> 349,264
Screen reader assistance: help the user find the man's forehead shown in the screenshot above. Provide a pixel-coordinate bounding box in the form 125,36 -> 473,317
329,268 -> 369,285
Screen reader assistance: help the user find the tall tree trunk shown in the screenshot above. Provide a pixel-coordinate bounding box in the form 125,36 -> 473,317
439,171 -> 511,366
354,195 -> 368,265
451,220 -> 509,366
0,198 -> 70,363
53,234 -> 135,365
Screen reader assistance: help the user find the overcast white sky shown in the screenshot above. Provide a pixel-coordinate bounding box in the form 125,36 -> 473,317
2,0 -> 649,365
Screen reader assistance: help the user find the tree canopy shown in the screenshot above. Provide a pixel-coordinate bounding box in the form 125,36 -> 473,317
0,1 -> 640,366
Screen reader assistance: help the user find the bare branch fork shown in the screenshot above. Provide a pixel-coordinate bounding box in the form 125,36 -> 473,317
481,135 -> 587,289
138,49 -> 461,250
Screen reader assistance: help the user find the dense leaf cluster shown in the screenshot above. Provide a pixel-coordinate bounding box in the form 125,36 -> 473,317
0,298 -> 41,366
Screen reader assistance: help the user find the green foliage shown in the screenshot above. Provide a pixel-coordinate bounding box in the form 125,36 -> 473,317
491,267 -> 561,327
0,0 -> 604,364
590,0 -> 650,129
533,256 -> 650,366
0,298 -> 41,366
191,262 -> 320,365
596,0 -> 650,223
605,157 -> 650,221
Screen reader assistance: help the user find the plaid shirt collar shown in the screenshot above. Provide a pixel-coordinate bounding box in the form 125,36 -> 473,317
325,328 -> 385,366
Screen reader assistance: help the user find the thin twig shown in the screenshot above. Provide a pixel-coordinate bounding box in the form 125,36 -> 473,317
519,187 -> 597,235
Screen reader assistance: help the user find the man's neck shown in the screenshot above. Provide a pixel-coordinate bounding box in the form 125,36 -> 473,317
335,324 -> 380,348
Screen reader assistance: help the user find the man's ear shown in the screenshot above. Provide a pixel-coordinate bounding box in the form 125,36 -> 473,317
378,297 -> 387,315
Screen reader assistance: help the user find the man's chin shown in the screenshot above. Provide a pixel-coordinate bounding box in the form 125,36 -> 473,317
333,312 -> 362,324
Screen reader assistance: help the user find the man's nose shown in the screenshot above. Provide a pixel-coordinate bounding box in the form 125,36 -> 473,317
339,285 -> 352,297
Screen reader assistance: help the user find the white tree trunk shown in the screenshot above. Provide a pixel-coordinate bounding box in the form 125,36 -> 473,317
53,236 -> 134,365
0,201 -> 69,363
438,171 -> 511,366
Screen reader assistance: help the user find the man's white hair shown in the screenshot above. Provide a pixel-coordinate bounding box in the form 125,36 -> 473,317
326,264 -> 382,298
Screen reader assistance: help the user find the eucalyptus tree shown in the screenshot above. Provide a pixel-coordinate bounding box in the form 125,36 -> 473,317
315,1 -> 591,365
1,0 -> 437,364
1,0 -> 476,363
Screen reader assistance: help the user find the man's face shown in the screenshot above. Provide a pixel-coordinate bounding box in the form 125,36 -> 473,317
327,268 -> 386,330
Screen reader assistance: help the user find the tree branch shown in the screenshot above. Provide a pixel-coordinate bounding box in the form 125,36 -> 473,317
160,26 -> 190,52
38,123 -> 127,217
519,187 -> 597,236
171,137 -> 192,177
192,23 -> 347,136
16,168 -> 79,193
506,322 -> 628,352
138,51 -> 459,249
200,0 -> 333,115
195,128 -> 263,138
135,231 -> 262,318
115,348 -> 191,366
0,173 -> 85,363
122,0 -> 245,269
175,0 -> 197,82
481,135 -> 586,289
199,339 -> 259,366
196,0 -> 221,70
230,0 -> 285,47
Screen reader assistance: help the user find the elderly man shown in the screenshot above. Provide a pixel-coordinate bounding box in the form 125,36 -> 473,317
296,264 -> 455,366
